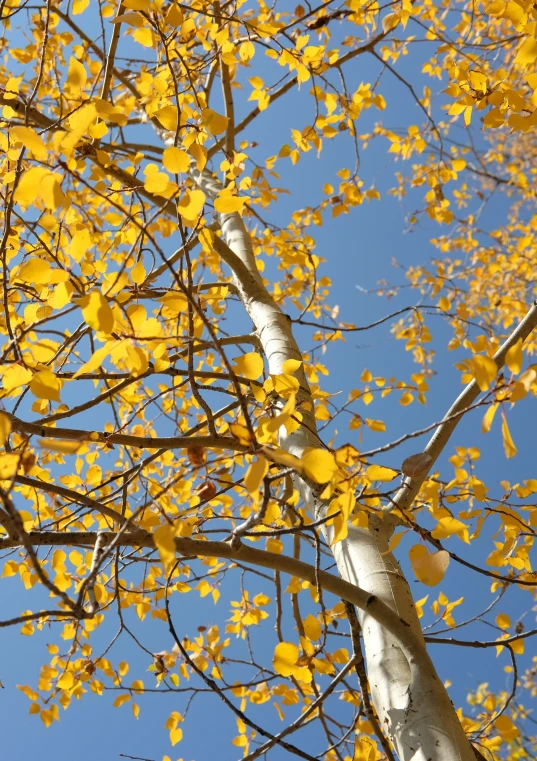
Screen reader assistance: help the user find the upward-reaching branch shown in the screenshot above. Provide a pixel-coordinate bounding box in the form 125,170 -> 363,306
390,300 -> 537,514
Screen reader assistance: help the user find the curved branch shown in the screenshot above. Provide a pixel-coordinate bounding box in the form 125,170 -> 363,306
390,300 -> 537,514
0,529 -> 426,658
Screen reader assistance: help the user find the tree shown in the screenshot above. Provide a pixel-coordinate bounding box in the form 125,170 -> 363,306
0,1 -> 537,760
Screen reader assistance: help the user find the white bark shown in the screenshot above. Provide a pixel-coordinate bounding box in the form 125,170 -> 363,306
197,171 -> 478,761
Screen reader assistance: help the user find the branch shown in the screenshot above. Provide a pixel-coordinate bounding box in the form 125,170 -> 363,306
15,475 -> 125,525
389,301 -> 537,513
0,530 -> 426,658
6,414 -> 247,452
239,655 -> 359,761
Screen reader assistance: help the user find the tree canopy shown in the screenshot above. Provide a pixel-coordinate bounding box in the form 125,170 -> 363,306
1,1 -> 537,760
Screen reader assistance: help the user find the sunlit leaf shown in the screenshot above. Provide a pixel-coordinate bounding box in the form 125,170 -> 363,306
232,352 -> 264,380
366,464 -> 398,481
301,448 -> 337,483
67,57 -> 87,91
470,354 -> 498,391
501,414 -> 517,458
10,126 -> 47,159
30,370 -> 61,402
273,641 -> 298,676
505,339 -> 523,374
163,147 -> 190,174
79,291 -> 115,334
243,455 -> 269,495
409,545 -> 450,586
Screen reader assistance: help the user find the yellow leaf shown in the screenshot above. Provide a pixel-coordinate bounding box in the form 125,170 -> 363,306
72,342 -> 115,379
113,694 -> 131,707
261,447 -> 301,471
130,260 -> 146,285
40,709 -> 54,727
0,412 -> 12,446
366,464 -> 398,482
16,258 -> 64,285
189,142 -> 207,171
63,103 -> 97,154
232,352 -> 264,380
67,57 -> 87,91
229,422 -> 254,446
30,370 -> 61,402
125,344 -> 149,377
39,173 -> 66,211
57,671 -> 74,690
432,517 -> 470,543
501,415 -> 517,458
281,359 -> 302,374
72,0 -> 89,13
470,354 -> 497,391
201,108 -> 229,135
0,453 -> 20,478
301,448 -> 337,483
155,105 -> 178,131
482,402 -> 499,433
469,70 -> 487,93
240,41 -> 255,61
10,126 -> 47,159
409,545 -> 450,586
515,37 -> 537,66
496,613 -> 510,630
365,418 -> 386,432
179,17 -> 196,42
153,524 -> 177,568
2,365 -> 32,392
144,171 -> 171,195
133,27 -> 154,47
495,715 -> 519,741
214,194 -> 247,214
69,229 -> 92,261
303,614 -> 321,641
243,455 -> 269,495
13,167 -> 49,209
273,642 -> 299,676
163,146 -> 190,173
79,291 -> 115,334
177,189 -> 206,221
266,537 -> 283,554
3,560 -> 19,577
170,727 -> 183,746
505,339 -> 523,374
354,737 -> 378,761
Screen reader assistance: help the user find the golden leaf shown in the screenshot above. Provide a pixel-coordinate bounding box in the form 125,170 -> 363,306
67,57 -> 87,91
501,414 -> 517,458
505,339 -> 523,374
0,413 -> 12,446
10,126 -> 47,159
469,354 -> 497,391
273,641 -> 299,676
232,352 -> 264,380
243,455 -> 269,495
79,291 -> 115,334
163,147 -> 190,174
367,464 -> 399,481
409,545 -> 450,587
301,448 -> 337,483
30,370 -> 61,402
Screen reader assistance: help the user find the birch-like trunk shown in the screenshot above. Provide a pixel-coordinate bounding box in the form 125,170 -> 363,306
198,171 -> 476,761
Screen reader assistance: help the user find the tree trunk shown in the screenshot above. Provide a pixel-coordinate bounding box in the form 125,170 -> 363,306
197,170 -> 476,761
